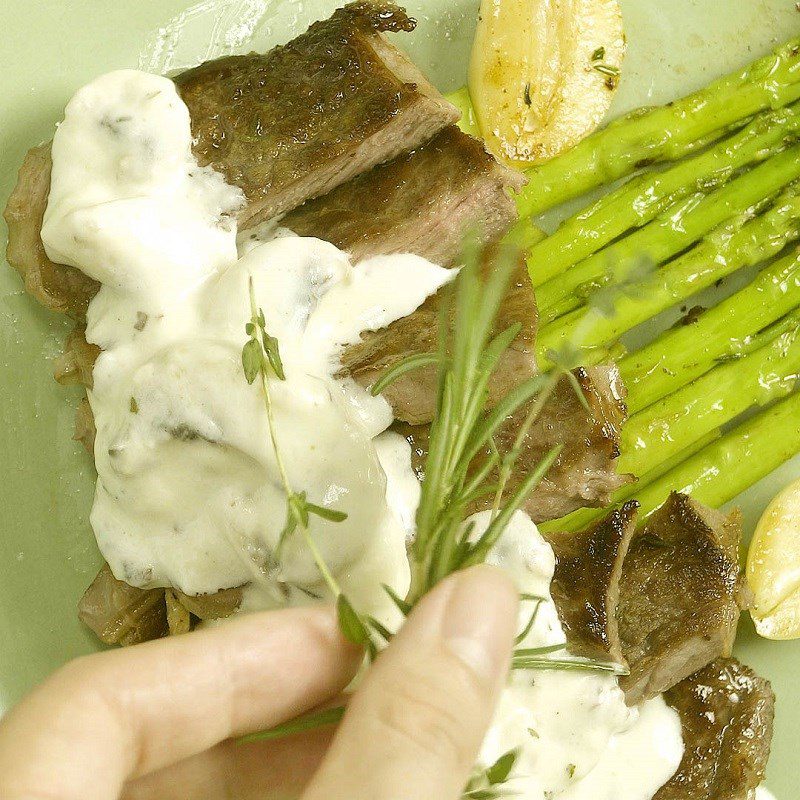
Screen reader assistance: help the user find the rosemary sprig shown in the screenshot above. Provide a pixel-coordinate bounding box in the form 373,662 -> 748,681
390,239 -> 563,607
372,240 -> 627,680
240,705 -> 346,743
242,277 -> 374,653
236,239 -> 624,752
511,656 -> 630,676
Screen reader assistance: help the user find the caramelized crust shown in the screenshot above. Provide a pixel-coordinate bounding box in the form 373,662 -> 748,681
618,493 -> 747,704
545,500 -> 638,664
655,658 -> 774,800
176,2 -> 458,228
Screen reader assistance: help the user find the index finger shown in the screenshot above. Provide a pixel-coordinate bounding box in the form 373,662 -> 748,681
0,605 -> 361,800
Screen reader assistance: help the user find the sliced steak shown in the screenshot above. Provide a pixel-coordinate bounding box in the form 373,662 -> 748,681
618,493 -> 748,705
6,3 -> 457,318
3,144 -> 100,318
342,249 -> 537,425
53,325 -> 100,389
545,501 -> 638,664
79,563 -> 243,644
283,126 -> 524,265
513,365 -> 632,521
53,326 -> 100,453
175,2 -> 459,230
655,658 -> 774,800
78,564 -> 169,646
396,364 -> 632,520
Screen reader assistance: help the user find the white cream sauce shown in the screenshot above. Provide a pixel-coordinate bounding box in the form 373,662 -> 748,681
43,68 -> 685,799
41,69 -> 450,619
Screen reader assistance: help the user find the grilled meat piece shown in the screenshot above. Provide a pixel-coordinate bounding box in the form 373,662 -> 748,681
618,493 -> 748,705
514,365 -> 632,521
396,365 -> 632,520
173,586 -> 243,621
6,3 -> 457,318
545,501 -> 638,664
53,326 -> 100,453
655,658 -> 774,800
53,325 -> 100,389
78,563 -> 244,644
78,564 -> 169,646
3,144 -> 100,318
176,2 -> 458,230
283,126 -> 524,265
343,251 -> 537,425
74,397 -> 96,454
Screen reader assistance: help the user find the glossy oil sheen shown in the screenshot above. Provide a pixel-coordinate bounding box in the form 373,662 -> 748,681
0,0 -> 799,794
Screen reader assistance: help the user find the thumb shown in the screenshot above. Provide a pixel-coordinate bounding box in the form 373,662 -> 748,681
301,565 -> 519,800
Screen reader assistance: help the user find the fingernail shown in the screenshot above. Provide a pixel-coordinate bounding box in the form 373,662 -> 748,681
441,566 -> 519,683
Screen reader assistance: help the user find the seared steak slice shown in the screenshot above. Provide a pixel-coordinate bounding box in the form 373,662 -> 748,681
3,144 -> 100,318
6,4 -> 457,318
655,658 -> 774,800
512,365 -> 632,521
342,251 -> 537,425
78,564 -> 169,646
53,326 -> 100,452
396,365 -> 632,520
79,563 -> 243,644
175,2 -> 459,230
545,501 -> 638,664
618,493 -> 748,704
53,325 -> 100,389
283,126 -> 524,265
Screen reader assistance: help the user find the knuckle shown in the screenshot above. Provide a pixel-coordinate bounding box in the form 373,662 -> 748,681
374,657 -> 482,770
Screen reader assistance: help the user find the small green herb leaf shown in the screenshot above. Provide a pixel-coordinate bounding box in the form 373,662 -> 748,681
591,46 -> 606,61
306,502 -> 348,523
367,615 -> 393,643
593,62 -> 620,77
485,749 -> 519,785
289,491 -> 310,528
242,337 -> 263,385
262,331 -> 286,380
370,352 -> 441,396
337,594 -> 372,649
383,583 -> 412,616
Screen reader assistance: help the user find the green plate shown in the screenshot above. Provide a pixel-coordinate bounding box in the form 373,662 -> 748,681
1,0 -> 798,794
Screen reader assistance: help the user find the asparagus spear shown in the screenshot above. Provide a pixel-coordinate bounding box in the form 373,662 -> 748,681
633,391 -> 800,523
540,312 -> 800,533
536,187 -> 800,364
620,317 -> 800,478
535,146 -> 800,324
620,248 -> 800,414
515,35 -> 800,219
547,392 -> 800,531
526,102 -> 800,285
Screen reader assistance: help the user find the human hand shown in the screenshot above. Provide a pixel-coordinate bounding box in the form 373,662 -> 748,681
0,565 -> 517,800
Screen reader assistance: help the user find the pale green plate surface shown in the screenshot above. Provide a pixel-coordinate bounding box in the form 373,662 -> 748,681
1,0 -> 799,794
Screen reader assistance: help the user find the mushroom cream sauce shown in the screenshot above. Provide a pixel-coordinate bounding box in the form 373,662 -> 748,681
41,70 -> 683,799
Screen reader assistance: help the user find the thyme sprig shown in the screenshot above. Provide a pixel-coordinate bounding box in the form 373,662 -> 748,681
242,276 -> 374,653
